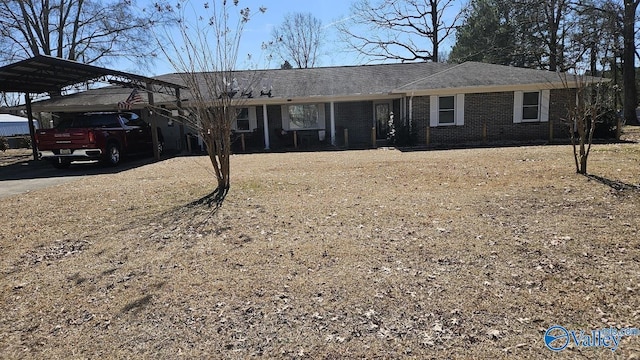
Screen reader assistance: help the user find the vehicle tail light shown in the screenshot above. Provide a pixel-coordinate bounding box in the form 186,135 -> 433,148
88,130 -> 95,143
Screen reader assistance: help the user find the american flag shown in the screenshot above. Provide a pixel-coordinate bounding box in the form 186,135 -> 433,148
118,89 -> 144,110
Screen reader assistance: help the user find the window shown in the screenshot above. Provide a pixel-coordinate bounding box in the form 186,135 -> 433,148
430,94 -> 464,127
236,108 -> 250,131
282,104 -> 325,130
232,107 -> 256,132
514,90 -> 549,123
522,92 -> 540,121
438,96 -> 455,125
288,104 -> 319,129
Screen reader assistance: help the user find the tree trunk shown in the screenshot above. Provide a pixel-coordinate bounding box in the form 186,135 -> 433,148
622,0 -> 639,125
579,154 -> 587,175
430,0 -> 439,62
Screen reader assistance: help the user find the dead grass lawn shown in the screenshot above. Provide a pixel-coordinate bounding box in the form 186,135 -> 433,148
1,134 -> 639,359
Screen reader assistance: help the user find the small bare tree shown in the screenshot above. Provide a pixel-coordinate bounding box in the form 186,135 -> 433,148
271,12 -> 323,68
562,76 -> 616,175
158,0 -> 265,207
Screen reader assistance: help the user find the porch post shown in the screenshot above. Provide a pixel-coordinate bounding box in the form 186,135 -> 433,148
330,101 -> 336,146
262,104 -> 270,150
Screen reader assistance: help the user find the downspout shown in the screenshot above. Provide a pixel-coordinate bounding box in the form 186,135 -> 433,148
263,104 -> 270,150
409,92 -> 414,134
330,101 -> 336,146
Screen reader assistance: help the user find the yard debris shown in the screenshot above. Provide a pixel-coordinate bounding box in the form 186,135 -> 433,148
1,144 -> 639,358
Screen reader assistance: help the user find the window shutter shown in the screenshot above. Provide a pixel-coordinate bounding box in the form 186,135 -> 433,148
249,106 -> 257,130
429,96 -> 438,127
513,91 -> 523,123
281,105 -> 290,130
540,90 -> 550,122
455,94 -> 465,126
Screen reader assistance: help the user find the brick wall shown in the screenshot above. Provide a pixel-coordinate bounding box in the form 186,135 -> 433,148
334,101 -> 374,146
412,89 -> 575,145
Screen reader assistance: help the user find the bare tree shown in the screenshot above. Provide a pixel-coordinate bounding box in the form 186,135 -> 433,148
527,0 -> 573,71
622,0 -> 639,125
0,0 -> 173,68
158,0 -> 265,207
336,0 -> 462,63
0,92 -> 20,108
562,77 -> 616,175
271,12 -> 323,68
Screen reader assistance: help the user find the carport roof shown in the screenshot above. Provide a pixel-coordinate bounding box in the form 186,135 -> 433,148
0,55 -> 185,94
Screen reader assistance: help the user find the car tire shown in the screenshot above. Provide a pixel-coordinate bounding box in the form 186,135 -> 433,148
105,142 -> 121,166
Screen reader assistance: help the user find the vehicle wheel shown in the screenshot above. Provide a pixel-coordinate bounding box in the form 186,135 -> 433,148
105,142 -> 121,166
52,159 -> 71,169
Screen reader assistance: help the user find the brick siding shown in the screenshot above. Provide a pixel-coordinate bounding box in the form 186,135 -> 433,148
412,89 -> 575,145
334,101 -> 374,146
253,88 -> 577,150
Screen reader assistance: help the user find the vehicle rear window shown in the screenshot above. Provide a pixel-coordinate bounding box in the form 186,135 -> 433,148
56,114 -> 121,129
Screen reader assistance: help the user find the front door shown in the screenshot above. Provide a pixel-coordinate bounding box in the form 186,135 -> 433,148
375,102 -> 391,140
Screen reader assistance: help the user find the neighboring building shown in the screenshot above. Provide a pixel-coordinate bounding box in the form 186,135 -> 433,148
0,113 -> 38,137
31,61 -> 591,151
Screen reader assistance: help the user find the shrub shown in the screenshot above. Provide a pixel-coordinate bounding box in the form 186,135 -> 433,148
592,108 -> 619,139
0,137 -> 8,152
390,117 -> 417,146
20,136 -> 33,149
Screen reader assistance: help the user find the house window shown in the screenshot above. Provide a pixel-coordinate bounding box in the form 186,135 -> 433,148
288,104 -> 320,129
513,90 -> 549,123
430,94 -> 464,127
236,108 -> 250,131
438,96 -> 455,125
522,92 -> 540,121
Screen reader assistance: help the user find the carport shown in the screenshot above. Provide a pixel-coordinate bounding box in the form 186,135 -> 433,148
0,55 -> 186,161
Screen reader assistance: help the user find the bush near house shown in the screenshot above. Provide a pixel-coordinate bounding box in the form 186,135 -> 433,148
0,136 -> 8,151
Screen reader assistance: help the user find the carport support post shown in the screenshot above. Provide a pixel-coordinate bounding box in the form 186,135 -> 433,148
24,94 -> 38,161
146,82 -> 160,161
176,87 -> 185,152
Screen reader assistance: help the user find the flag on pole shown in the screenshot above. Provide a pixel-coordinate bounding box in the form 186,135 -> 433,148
118,89 -> 144,110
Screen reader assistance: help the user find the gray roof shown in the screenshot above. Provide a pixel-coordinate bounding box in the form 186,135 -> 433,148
31,61 -> 596,111
154,62 -> 454,99
396,62 -> 585,92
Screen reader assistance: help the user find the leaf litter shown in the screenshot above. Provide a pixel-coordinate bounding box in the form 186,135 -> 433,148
1,136 -> 639,358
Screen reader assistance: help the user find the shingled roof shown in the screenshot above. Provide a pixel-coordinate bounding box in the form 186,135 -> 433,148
395,62 -> 587,93
30,61 -> 594,112
154,62 -> 454,100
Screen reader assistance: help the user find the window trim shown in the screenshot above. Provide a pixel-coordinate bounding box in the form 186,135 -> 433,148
514,90 -> 550,123
232,106 -> 257,132
430,94 -> 465,127
282,103 -> 326,130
